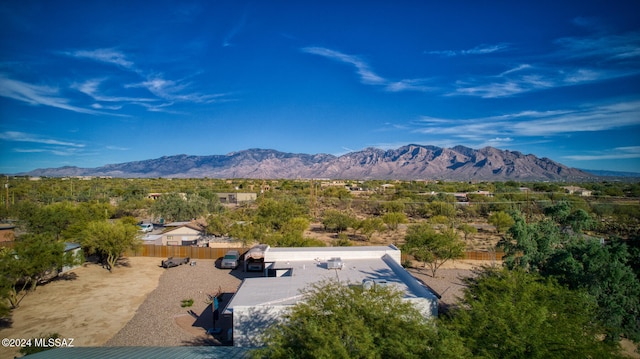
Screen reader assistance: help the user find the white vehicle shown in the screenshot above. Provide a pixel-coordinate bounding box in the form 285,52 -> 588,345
138,223 -> 153,233
220,250 -> 240,269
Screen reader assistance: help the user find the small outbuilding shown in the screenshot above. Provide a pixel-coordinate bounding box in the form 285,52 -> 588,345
61,243 -> 83,273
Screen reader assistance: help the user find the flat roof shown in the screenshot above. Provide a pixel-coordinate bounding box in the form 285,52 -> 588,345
25,346 -> 252,359
224,253 -> 436,314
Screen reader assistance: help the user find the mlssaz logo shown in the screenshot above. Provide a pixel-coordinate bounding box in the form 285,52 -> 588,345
34,337 -> 74,348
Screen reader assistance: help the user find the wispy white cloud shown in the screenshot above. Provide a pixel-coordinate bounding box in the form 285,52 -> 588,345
413,100 -> 640,140
499,64 -> 532,76
302,47 -> 386,85
554,31 -> 640,62
427,43 -> 509,57
91,103 -> 122,110
302,46 -> 432,93
73,78 -> 157,104
564,146 -> 640,161
451,31 -> 640,98
451,65 -> 621,98
223,12 -> 247,47
0,131 -> 85,148
64,48 -> 135,69
65,49 -> 233,110
0,74 -> 110,115
126,74 -> 232,104
13,147 -> 81,156
385,79 -> 433,92
106,145 -> 130,151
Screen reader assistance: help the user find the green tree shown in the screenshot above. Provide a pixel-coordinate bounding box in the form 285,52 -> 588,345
428,201 -> 456,218
205,213 -> 231,236
81,220 -> 141,272
357,217 -> 386,241
254,279 -> 467,359
280,217 -> 310,235
565,208 -> 594,233
229,221 -> 267,246
256,198 -> 307,231
381,200 -> 405,213
488,211 -> 515,234
403,223 -> 464,277
17,201 -> 77,239
457,223 -> 477,241
150,192 -> 207,222
382,211 -> 407,231
500,213 -> 640,342
443,268 -> 622,358
544,201 -> 572,224
542,239 -> 640,342
498,213 -> 566,272
0,248 -> 11,317
322,210 -> 356,234
0,234 -> 79,309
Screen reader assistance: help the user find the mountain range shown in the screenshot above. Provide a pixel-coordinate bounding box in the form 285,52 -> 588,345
22,145 -> 604,181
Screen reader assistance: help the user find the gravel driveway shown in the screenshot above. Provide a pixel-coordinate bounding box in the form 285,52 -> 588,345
106,258 -> 478,347
105,259 -> 255,346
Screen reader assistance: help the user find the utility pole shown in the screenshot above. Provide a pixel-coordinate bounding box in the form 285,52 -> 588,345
4,176 -> 8,210
309,179 -> 317,219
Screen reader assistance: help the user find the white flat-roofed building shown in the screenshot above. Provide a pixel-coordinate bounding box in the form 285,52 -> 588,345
224,245 -> 438,347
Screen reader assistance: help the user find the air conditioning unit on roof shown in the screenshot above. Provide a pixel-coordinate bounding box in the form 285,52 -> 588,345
326,257 -> 343,270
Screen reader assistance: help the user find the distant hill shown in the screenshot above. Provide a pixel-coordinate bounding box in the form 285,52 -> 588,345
580,169 -> 640,179
23,144 -> 598,181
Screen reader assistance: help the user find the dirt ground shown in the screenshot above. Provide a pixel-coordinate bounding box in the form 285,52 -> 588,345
0,257 -> 163,359
1,255 -> 637,358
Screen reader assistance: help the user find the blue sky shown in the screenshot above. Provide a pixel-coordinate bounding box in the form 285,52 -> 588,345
1,1 -> 639,174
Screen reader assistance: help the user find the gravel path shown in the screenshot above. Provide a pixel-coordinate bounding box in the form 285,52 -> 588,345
105,259 -> 251,346
106,258 -> 483,347
408,268 -> 475,312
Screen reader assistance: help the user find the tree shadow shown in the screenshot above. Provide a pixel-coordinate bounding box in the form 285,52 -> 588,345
53,272 -> 78,282
0,316 -> 13,329
115,257 -> 132,268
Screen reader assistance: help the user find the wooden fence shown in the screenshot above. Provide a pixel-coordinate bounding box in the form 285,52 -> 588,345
3,241 -> 505,262
124,244 -> 504,262
124,244 -> 249,260
463,250 -> 505,261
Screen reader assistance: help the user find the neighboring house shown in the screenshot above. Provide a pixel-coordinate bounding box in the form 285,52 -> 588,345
320,180 -> 347,188
453,193 -> 469,202
147,192 -> 187,200
473,190 -> 494,197
223,245 -> 438,347
0,224 -> 15,242
563,186 -> 592,197
216,193 -> 257,204
61,243 -> 83,273
160,222 -> 205,246
140,234 -> 163,245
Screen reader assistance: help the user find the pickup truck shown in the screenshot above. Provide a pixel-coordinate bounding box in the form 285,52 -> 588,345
220,250 -> 240,269
161,257 -> 190,268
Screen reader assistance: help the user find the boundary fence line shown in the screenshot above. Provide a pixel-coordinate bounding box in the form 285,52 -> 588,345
124,244 -> 504,262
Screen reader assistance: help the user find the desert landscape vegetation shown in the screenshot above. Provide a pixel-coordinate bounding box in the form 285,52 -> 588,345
0,176 -> 639,357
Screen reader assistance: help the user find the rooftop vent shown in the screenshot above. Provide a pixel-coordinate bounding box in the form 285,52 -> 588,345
326,257 -> 343,270
362,279 -> 389,290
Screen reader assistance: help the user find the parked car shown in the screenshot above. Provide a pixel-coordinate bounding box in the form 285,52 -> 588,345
161,257 -> 190,268
220,250 -> 240,269
138,223 -> 153,233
